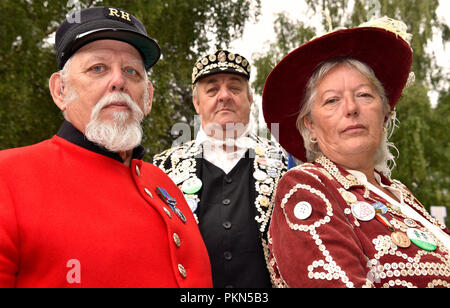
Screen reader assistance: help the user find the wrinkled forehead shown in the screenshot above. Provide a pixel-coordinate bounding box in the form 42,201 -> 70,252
72,39 -> 145,66
198,73 -> 247,86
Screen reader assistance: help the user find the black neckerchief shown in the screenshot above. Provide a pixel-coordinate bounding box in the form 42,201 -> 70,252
56,120 -> 145,163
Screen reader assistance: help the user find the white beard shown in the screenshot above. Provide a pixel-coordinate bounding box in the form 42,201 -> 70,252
85,92 -> 145,152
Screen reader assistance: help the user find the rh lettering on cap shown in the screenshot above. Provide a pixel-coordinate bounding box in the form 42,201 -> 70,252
105,7 -> 134,25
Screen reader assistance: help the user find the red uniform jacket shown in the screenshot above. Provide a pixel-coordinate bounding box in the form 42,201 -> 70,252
269,157 -> 450,288
0,135 -> 212,287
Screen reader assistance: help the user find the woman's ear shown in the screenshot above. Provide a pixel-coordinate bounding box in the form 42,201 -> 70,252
304,116 -> 315,137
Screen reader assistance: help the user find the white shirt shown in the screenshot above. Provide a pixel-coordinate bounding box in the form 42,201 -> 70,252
347,169 -> 450,251
194,126 -> 256,174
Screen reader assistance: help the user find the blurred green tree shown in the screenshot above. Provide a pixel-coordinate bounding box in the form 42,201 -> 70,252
0,0 -> 261,158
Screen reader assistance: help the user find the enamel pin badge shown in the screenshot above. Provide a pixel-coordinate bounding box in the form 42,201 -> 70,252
156,186 -> 187,223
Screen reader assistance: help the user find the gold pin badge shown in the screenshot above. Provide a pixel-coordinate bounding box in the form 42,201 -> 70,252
338,188 -> 357,205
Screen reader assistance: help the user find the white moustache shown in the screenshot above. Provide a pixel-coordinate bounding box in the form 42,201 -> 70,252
90,92 -> 143,121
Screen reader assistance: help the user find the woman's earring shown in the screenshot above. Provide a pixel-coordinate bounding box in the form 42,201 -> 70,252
310,137 -> 318,144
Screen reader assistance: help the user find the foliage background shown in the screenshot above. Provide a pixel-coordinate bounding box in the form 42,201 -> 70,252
0,0 -> 261,155
0,0 -> 448,225
251,0 -> 449,225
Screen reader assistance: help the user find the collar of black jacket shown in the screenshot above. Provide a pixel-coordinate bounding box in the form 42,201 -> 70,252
56,120 -> 145,163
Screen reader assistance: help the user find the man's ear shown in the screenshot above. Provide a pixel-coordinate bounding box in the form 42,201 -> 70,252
49,72 -> 66,111
144,81 -> 154,116
192,93 -> 200,115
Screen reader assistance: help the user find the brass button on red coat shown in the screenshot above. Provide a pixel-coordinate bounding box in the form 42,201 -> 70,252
178,264 -> 187,278
173,233 -> 181,248
163,207 -> 172,219
135,165 -> 141,176
144,187 -> 153,198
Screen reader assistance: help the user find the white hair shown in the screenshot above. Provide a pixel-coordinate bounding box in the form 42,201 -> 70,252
60,58 -> 78,107
85,92 -> 144,152
296,58 -> 399,178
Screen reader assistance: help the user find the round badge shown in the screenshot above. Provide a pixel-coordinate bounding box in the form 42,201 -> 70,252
184,195 -> 199,212
390,231 -> 411,248
267,168 -> 278,178
351,201 -> 376,221
181,177 -> 202,194
253,170 -> 267,181
294,202 -> 312,220
407,228 -> 437,251
403,218 -> 418,228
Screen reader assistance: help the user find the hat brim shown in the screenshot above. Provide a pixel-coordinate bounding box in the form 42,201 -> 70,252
262,27 -> 412,162
194,69 -> 249,84
62,28 -> 161,70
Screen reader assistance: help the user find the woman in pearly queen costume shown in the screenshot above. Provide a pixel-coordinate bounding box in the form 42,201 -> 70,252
262,17 -> 450,288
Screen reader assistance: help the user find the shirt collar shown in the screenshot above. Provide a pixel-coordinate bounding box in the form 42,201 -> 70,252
194,124 -> 255,150
56,120 -> 145,163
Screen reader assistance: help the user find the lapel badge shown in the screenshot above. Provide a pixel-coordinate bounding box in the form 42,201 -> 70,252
403,218 -> 418,228
182,177 -> 203,194
156,186 -> 186,223
371,201 -> 388,215
407,228 -> 436,251
338,188 -> 357,205
156,186 -> 177,208
184,194 -> 199,213
351,201 -> 376,221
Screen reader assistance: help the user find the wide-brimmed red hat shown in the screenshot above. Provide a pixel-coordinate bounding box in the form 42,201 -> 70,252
262,17 -> 413,162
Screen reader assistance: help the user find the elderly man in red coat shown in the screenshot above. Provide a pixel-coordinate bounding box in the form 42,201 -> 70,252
0,6 -> 212,288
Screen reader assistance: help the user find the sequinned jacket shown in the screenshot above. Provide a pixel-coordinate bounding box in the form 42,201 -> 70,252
268,156 -> 450,288
153,134 -> 288,285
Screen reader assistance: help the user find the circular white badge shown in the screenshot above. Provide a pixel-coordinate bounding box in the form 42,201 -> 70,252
407,228 -> 437,251
351,201 -> 375,221
184,195 -> 199,213
253,170 -> 267,181
294,202 -> 312,220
